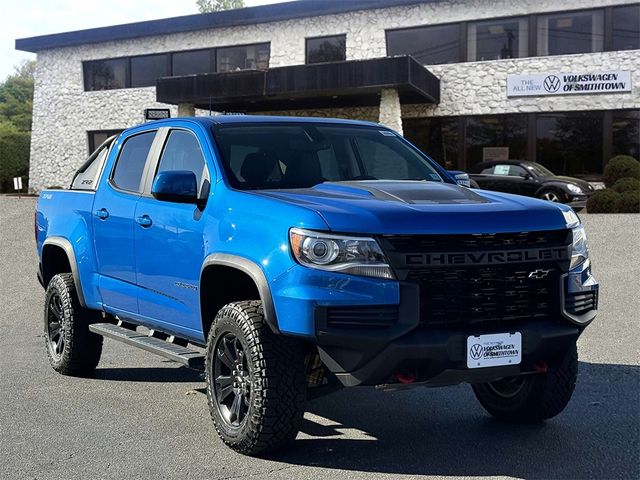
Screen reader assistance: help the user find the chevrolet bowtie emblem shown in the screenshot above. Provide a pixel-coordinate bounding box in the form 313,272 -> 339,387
529,269 -> 552,279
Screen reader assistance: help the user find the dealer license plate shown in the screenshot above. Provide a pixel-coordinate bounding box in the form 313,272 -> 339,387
466,332 -> 522,369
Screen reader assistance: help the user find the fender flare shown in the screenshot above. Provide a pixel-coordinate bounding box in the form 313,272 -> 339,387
42,237 -> 87,307
200,253 -> 280,334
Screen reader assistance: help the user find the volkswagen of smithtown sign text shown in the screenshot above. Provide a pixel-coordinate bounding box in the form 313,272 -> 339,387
35,116 -> 599,455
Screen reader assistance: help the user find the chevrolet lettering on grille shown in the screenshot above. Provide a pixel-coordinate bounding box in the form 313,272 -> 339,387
404,247 -> 569,267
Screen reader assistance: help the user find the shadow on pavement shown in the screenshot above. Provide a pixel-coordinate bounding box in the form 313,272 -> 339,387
93,366 -> 203,383
273,361 -> 639,479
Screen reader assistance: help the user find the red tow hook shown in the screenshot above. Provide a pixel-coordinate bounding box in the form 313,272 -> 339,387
396,372 -> 416,384
533,361 -> 548,373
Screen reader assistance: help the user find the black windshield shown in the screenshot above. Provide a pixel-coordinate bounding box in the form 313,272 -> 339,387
212,123 -> 444,190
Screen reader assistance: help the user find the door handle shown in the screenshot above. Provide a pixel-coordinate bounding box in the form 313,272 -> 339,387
96,208 -> 109,220
136,215 -> 152,228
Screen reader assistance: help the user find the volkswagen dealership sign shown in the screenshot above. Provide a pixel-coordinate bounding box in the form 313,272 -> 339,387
507,71 -> 632,97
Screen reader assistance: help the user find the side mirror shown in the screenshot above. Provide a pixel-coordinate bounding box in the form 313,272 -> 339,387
448,170 -> 471,188
151,170 -> 198,204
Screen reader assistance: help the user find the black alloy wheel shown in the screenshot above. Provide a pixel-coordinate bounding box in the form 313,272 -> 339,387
213,332 -> 251,429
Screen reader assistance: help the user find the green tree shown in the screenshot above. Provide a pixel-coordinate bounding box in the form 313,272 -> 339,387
0,59 -> 35,132
197,0 -> 245,13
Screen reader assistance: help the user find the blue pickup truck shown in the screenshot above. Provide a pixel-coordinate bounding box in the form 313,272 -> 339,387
36,116 -> 598,455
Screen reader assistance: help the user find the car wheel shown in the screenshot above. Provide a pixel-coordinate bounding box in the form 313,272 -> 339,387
205,301 -> 307,455
538,189 -> 562,203
472,343 -> 577,422
44,273 -> 103,376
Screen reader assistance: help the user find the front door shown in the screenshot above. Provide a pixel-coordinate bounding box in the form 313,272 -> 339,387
134,128 -> 212,338
93,130 -> 157,313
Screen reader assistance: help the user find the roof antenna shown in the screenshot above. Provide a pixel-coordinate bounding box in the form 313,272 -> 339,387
209,96 -> 212,116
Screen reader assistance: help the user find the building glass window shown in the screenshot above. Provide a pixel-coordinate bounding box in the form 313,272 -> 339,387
465,115 -> 527,168
403,117 -> 460,169
537,112 -> 604,177
612,4 -> 640,51
88,130 -> 123,154
111,131 -> 156,193
131,54 -> 169,88
386,24 -> 460,65
172,49 -> 214,76
537,10 -> 604,56
612,109 -> 640,159
216,43 -> 270,72
306,35 -> 346,64
83,58 -> 128,91
467,17 -> 528,61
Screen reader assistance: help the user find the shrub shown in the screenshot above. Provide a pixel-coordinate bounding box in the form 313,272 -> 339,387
614,190 -> 640,213
612,177 -> 640,193
0,130 -> 30,193
602,155 -> 640,187
586,189 -> 620,213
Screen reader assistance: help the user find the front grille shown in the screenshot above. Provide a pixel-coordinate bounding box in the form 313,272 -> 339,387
323,306 -> 398,329
407,265 -> 559,329
382,230 -> 571,253
380,230 -> 571,329
565,291 -> 598,315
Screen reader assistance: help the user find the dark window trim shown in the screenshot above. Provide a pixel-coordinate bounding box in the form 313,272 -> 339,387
304,33 -> 347,64
83,41 -> 271,91
385,4 -> 639,64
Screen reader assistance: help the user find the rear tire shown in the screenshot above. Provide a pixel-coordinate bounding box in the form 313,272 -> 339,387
205,301 -> 307,455
44,273 -> 103,376
472,344 -> 578,422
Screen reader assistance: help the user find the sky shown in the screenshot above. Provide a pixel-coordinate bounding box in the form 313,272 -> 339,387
1,0 -> 287,80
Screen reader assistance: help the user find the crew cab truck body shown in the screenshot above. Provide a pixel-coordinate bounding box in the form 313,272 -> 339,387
36,116 -> 598,455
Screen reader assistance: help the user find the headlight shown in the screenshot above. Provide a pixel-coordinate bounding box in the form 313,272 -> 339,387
570,225 -> 589,269
289,228 -> 394,279
567,184 -> 583,194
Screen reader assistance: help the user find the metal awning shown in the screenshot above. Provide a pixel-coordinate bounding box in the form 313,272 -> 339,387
156,56 -> 439,112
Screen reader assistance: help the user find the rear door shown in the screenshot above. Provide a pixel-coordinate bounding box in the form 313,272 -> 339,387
92,129 -> 157,313
133,127 -> 213,337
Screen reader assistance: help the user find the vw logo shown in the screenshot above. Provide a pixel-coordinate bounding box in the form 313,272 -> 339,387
529,268 -> 552,279
470,344 -> 484,360
543,75 -> 561,93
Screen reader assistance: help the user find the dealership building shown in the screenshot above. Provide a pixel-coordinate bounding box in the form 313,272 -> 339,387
16,0 -> 640,192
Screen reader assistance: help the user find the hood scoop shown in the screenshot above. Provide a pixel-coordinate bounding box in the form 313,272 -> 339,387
314,181 -> 489,205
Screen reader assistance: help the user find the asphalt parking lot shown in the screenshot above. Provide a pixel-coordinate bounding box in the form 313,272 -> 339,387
0,196 -> 638,480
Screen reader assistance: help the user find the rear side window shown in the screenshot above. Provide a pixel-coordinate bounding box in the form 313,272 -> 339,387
71,136 -> 115,191
111,131 -> 156,192
156,130 -> 209,197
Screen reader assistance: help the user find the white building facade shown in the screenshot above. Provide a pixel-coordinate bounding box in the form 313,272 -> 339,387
16,0 -> 640,192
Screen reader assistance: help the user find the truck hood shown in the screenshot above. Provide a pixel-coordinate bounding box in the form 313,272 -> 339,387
251,181 -> 572,234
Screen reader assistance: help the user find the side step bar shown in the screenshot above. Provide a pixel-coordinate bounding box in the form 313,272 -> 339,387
89,322 -> 205,368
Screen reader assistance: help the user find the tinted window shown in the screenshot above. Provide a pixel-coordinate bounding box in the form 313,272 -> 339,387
403,117 -> 460,169
111,132 -> 156,192
465,115 -> 527,168
537,10 -> 604,56
536,112 -> 603,175
217,43 -> 270,72
83,59 -> 128,91
613,5 -> 640,51
156,130 -> 208,197
468,17 -> 528,61
612,109 -> 640,159
306,35 -> 346,64
72,141 -> 113,191
172,49 -> 214,76
88,130 -> 123,154
131,54 -> 169,88
212,124 -> 443,190
387,24 -> 460,65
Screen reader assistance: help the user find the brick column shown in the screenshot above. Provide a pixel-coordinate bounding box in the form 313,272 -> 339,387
378,88 -> 403,135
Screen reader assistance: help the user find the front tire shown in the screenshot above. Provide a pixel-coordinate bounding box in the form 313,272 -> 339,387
205,301 -> 307,455
44,273 -> 103,376
538,188 -> 563,203
472,344 -> 578,422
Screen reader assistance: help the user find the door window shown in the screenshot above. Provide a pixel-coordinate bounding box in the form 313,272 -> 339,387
111,131 -> 156,193
156,130 -> 209,198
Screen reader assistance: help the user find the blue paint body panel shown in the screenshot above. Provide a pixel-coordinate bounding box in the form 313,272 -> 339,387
36,115 -> 586,345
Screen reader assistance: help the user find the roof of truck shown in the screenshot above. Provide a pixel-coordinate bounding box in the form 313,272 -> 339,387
155,115 -> 383,128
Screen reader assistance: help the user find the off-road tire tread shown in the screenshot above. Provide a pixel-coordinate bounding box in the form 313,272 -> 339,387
472,344 -> 578,422
205,300 -> 306,456
45,273 -> 103,376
